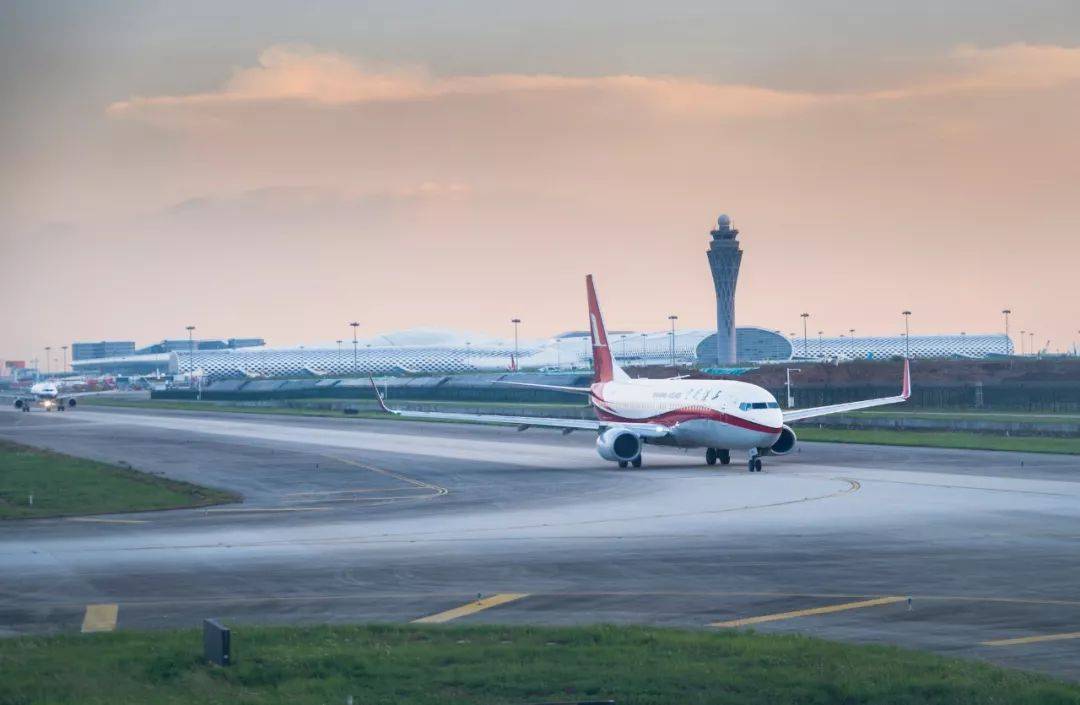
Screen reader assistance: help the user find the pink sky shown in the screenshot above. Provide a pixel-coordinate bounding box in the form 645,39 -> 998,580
3,37 -> 1079,360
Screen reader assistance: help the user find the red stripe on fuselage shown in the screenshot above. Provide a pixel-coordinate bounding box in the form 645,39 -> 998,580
589,391 -> 781,434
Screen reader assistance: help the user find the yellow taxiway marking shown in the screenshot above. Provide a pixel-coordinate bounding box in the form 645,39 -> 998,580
412,593 -> 529,624
710,596 -> 906,628
982,631 -> 1080,647
81,604 -> 119,633
322,454 -> 449,498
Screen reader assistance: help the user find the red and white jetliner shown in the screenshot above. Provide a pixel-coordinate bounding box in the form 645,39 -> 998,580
371,275 -> 911,471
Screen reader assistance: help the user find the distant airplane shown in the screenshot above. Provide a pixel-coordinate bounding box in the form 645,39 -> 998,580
12,380 -> 119,412
371,275 -> 910,472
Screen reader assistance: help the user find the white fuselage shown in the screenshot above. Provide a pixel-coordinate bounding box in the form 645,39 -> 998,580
29,382 -> 60,399
590,377 -> 785,450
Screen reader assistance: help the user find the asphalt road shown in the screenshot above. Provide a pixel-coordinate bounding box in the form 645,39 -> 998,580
1,405 -> 1078,680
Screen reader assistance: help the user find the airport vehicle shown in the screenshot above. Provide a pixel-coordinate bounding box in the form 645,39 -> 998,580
371,275 -> 910,471
11,381 -> 116,412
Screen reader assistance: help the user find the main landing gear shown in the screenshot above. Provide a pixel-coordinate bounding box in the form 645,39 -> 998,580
618,455 -> 644,469
705,448 -> 731,466
747,448 -> 763,473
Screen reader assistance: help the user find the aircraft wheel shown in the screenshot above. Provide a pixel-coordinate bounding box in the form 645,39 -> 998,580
705,448 -> 717,466
618,461 -> 629,469
631,455 -> 642,468
754,458 -> 763,472
719,449 -> 730,465
748,458 -> 755,473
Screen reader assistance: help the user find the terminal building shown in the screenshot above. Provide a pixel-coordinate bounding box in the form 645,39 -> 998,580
71,328 -> 1013,381
71,340 -> 135,361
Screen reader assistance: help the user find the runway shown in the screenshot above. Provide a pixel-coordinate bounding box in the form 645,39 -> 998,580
1,405 -> 1079,679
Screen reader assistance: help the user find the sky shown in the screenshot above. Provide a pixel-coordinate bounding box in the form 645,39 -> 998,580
2,1 -> 1079,363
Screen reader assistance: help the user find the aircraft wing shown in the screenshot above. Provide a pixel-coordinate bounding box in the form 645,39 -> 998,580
784,359 -> 910,423
62,390 -> 127,399
368,378 -> 670,438
493,381 -> 592,395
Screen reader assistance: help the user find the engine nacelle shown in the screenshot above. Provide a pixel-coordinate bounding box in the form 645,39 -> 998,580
596,428 -> 642,463
766,425 -> 798,456
66,398 -> 77,408
13,399 -> 24,409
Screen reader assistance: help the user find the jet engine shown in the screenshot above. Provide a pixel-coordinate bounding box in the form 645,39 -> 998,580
596,428 -> 641,462
13,399 -> 24,409
766,425 -> 797,455
66,398 -> 77,408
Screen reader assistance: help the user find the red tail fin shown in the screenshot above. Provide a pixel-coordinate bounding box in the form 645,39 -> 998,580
586,274 -> 616,383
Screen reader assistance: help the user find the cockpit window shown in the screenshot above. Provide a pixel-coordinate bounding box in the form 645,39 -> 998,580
739,402 -> 750,411
751,402 -> 769,409
767,402 -> 780,409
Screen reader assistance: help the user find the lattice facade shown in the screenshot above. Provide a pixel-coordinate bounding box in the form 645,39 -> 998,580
794,334 -> 1013,360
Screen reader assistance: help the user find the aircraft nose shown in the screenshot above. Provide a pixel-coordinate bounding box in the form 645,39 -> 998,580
770,409 -> 785,430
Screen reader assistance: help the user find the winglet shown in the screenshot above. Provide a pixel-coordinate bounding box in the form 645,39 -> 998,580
368,377 -> 396,414
901,358 -> 911,400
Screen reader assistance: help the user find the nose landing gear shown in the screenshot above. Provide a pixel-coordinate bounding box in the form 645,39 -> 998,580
747,448 -> 763,472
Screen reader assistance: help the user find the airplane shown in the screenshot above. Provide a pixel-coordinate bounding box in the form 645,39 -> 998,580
11,380 -> 118,413
370,275 -> 910,472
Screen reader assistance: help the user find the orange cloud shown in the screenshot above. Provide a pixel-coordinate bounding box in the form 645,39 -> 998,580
106,44 -> 822,123
107,42 -> 1080,127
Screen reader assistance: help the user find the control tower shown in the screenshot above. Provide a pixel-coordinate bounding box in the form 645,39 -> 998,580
706,214 -> 743,365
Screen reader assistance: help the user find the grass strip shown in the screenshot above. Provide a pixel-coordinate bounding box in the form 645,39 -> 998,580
1,623 -> 1077,705
0,439 -> 237,519
795,427 -> 1080,454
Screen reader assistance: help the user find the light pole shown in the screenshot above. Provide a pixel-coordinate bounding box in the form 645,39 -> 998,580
785,368 -> 801,408
839,334 -> 846,360
1030,331 -> 1036,357
668,315 -> 678,372
641,333 -> 647,364
185,325 -> 199,399
902,310 -> 912,358
800,313 -> 810,358
1020,330 -> 1026,356
849,328 -> 856,359
61,345 -> 68,373
511,318 -> 521,369
1001,309 -> 1011,352
44,347 -> 51,375
349,322 -> 360,375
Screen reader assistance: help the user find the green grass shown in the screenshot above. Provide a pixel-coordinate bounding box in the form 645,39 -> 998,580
80,397 -> 389,419
795,427 -> 1080,454
851,410 -> 1080,424
79,397 -> 588,421
1,624 -> 1077,705
0,440 -> 237,519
